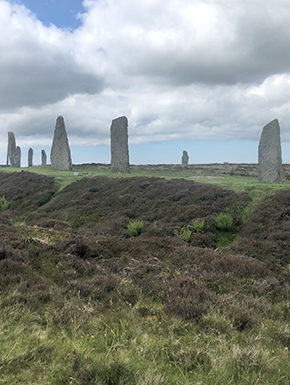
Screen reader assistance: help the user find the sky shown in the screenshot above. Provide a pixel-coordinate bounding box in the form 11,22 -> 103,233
2,0 -> 290,166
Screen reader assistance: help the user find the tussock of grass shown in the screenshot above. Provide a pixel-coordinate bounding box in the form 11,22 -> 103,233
20,225 -> 69,245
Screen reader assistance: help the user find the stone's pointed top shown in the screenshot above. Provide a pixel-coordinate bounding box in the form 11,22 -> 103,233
8,131 -> 15,139
56,116 -> 64,123
112,116 -> 128,127
113,116 -> 127,122
55,116 -> 65,129
264,119 -> 280,129
260,119 -> 281,142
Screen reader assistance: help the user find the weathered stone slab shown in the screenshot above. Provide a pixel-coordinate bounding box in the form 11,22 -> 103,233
258,119 -> 283,183
7,132 -> 21,167
41,150 -> 47,166
181,150 -> 189,166
110,116 -> 130,174
28,148 -> 33,167
7,132 -> 16,167
15,146 -> 21,168
50,116 -> 72,171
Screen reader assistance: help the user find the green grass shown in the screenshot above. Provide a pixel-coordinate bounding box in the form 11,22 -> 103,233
1,296 -> 290,384
3,165 -> 198,189
4,164 -> 290,199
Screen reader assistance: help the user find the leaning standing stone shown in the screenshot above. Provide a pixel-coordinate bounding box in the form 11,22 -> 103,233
258,119 -> 283,183
110,116 -> 130,173
50,116 -> 72,171
41,150 -> 47,166
181,150 -> 189,166
28,148 -> 33,167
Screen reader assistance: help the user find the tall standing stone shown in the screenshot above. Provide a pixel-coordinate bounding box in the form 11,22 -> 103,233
15,146 -> 21,168
41,150 -> 47,166
258,119 -> 283,183
28,148 -> 33,167
181,150 -> 189,166
7,132 -> 21,167
110,116 -> 130,174
50,116 -> 72,171
7,132 -> 16,167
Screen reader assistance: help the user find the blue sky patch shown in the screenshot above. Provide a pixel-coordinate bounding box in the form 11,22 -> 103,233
11,0 -> 85,29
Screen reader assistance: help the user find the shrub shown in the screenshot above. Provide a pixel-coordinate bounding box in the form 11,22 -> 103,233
215,213 -> 234,231
165,277 -> 215,320
189,218 -> 205,233
0,195 -> 9,211
174,226 -> 192,242
190,232 -> 216,248
127,220 -> 144,237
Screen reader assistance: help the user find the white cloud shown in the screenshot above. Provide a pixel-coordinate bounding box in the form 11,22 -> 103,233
0,1 -> 104,111
1,0 -> 290,161
77,0 -> 290,85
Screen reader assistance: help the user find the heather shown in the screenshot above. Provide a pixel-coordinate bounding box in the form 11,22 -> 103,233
1,167 -> 290,384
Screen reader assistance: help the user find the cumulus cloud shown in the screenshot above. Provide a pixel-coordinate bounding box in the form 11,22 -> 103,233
0,1 -> 104,111
1,0 -> 290,159
78,0 -> 290,85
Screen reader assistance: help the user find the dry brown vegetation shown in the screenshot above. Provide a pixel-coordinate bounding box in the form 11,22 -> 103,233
232,189 -> 290,266
26,175 -> 251,241
1,171 -> 289,318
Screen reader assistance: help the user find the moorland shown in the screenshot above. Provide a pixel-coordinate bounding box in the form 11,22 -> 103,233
1,164 -> 290,384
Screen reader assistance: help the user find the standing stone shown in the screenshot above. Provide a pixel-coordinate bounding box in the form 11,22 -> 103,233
14,146 -> 21,168
41,150 -> 47,166
28,148 -> 33,167
7,132 -> 21,167
258,119 -> 283,183
181,150 -> 189,166
50,116 -> 72,171
110,116 -> 130,173
7,132 -> 16,167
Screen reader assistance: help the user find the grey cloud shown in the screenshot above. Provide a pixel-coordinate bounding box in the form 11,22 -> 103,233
95,0 -> 290,86
121,36 -> 290,87
2,0 -> 290,151
0,2 -> 105,111
0,61 -> 104,111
